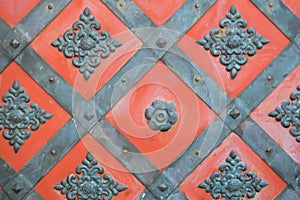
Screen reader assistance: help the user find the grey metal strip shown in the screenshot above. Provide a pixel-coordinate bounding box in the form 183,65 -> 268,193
92,47 -> 159,120
290,173 -> 300,197
0,0 -> 71,71
15,46 -> 86,115
0,158 -> 16,187
251,0 -> 300,40
0,191 -> 10,200
226,42 -> 300,130
2,173 -> 33,200
22,190 -> 44,200
101,0 -> 156,42
162,45 -> 231,114
137,189 -> 159,200
146,118 -> 230,199
163,0 -> 216,33
0,18 -> 10,39
235,118 -> 300,184
90,118 -> 160,187
275,187 -> 300,200
0,19 -> 15,73
19,119 -> 81,186
166,189 -> 188,200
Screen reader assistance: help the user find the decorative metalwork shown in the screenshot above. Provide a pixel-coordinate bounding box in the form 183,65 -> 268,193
54,152 -> 127,200
0,80 -> 53,153
196,5 -> 269,78
145,99 -> 178,132
198,150 -> 268,199
51,7 -> 122,80
269,85 -> 300,142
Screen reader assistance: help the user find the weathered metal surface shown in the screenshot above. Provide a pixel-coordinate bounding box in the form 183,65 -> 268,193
197,5 -> 269,78
51,7 -> 122,80
198,150 -> 268,199
0,80 -> 53,153
54,152 -> 127,200
0,0 -> 300,199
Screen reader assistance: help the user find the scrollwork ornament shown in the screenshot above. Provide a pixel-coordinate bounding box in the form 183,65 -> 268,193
51,7 -> 122,80
269,85 -> 300,142
198,150 -> 268,199
54,152 -> 127,200
197,5 -> 269,78
0,80 -> 53,153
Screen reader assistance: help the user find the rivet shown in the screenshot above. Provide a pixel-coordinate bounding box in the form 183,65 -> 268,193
121,78 -> 126,83
51,149 -> 57,155
195,150 -> 200,156
84,112 -> 93,121
122,148 -> 128,154
195,3 -> 200,9
157,182 -> 168,192
119,1 -> 124,7
12,184 -> 22,194
229,108 -> 240,119
156,38 -> 167,48
265,148 -> 272,153
49,76 -> 55,83
267,75 -> 272,81
47,3 -> 53,10
194,75 -> 201,82
269,2 -> 274,8
10,39 -> 20,49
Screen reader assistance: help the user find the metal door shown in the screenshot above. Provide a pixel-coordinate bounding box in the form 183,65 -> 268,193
0,0 -> 300,199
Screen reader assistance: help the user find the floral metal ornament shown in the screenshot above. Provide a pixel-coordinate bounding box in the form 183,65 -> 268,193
196,5 -> 269,79
269,85 -> 300,142
145,99 -> 178,132
198,150 -> 268,199
0,80 -> 53,153
51,7 -> 122,80
54,152 -> 128,200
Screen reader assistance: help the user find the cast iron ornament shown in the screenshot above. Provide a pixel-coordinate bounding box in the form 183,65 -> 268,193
198,150 -> 268,199
145,99 -> 178,132
0,80 -> 53,153
51,7 -> 122,80
54,152 -> 127,200
197,5 -> 269,79
269,85 -> 300,142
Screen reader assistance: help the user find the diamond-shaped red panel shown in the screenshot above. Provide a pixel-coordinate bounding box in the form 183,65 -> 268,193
31,0 -> 142,99
133,0 -> 185,26
0,0 -> 39,27
177,0 -> 289,98
179,133 -> 286,199
35,134 -> 145,199
283,0 -> 300,18
106,62 -> 216,170
251,65 -> 300,165
0,62 -> 71,171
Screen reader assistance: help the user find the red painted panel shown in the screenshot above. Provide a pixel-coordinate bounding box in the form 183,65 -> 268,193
251,64 -> 300,164
31,0 -> 142,99
177,0 -> 289,98
35,134 -> 145,199
133,0 -> 185,26
0,62 -> 71,171
0,0 -> 39,27
106,62 -> 216,170
283,0 -> 300,18
179,133 -> 287,200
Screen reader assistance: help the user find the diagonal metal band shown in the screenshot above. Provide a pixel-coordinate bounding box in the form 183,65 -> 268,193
235,117 -> 300,198
0,0 -> 71,73
251,0 -> 300,40
222,39 -> 300,131
90,118 -> 160,187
